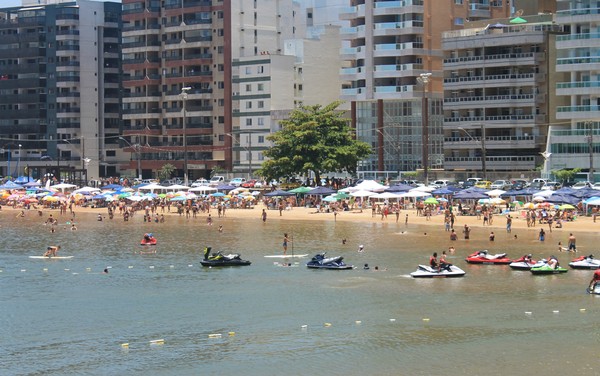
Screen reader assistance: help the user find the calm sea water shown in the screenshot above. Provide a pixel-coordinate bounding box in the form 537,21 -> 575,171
1,210 -> 599,376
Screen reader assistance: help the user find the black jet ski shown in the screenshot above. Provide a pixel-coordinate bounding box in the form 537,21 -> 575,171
200,247 -> 251,267
306,253 -> 353,270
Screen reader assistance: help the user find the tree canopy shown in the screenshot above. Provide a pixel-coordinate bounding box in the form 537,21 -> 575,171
257,101 -> 371,183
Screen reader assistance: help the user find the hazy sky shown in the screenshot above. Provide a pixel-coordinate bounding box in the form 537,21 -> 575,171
3,0 -> 121,8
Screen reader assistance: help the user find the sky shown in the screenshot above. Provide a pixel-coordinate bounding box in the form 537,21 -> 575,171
3,0 -> 121,8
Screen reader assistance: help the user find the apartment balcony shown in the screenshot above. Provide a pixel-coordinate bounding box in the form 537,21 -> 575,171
340,66 -> 366,81
373,0 -> 423,16
339,4 -> 364,20
556,56 -> 600,72
443,94 -> 536,109
444,135 -> 536,150
373,84 -> 417,100
556,32 -> 600,49
556,105 -> 600,120
340,46 -> 366,60
340,24 -> 365,39
373,21 -> 423,37
444,156 -> 535,171
556,6 -> 600,24
444,114 -> 535,126
373,63 -> 423,78
444,73 -> 535,89
556,81 -> 600,96
373,42 -> 424,57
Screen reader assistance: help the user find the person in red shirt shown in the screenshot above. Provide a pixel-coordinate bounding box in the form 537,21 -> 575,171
589,269 -> 600,290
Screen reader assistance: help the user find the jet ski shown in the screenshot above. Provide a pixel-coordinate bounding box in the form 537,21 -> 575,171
410,264 -> 466,278
465,250 -> 511,265
509,254 -> 540,270
306,253 -> 353,270
530,260 -> 568,275
569,254 -> 600,270
587,282 -> 600,295
140,233 -> 157,246
200,247 -> 251,267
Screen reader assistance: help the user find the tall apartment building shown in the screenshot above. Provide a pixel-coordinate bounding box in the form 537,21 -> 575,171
0,0 -> 121,182
339,0 -> 511,181
121,0 -> 302,182
548,0 -> 600,182
442,16 -> 564,181
230,25 -> 344,177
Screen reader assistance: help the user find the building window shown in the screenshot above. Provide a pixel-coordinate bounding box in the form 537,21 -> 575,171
246,84 -> 251,92
258,100 -> 264,108
258,136 -> 264,143
246,118 -> 252,126
257,66 -> 264,73
257,117 -> 264,125
455,0 -> 463,4
246,101 -> 252,109
257,83 -> 264,91
454,18 -> 464,25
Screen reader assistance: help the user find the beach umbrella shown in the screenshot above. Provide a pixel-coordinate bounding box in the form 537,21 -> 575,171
350,190 -> 376,197
509,16 -> 527,24
102,184 -> 123,190
432,187 -> 455,195
322,194 -> 339,202
485,189 -> 506,197
437,197 -> 449,202
385,184 -> 413,192
559,204 -> 576,210
308,186 -> 337,195
423,197 -> 439,205
264,190 -> 295,197
523,202 -> 535,209
0,181 -> 23,189
402,190 -> 432,198
349,180 -> 388,192
532,196 -> 546,202
210,192 -> 226,197
288,186 -> 313,194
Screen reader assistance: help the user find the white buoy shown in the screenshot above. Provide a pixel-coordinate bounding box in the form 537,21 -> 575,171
355,320 -> 362,324
553,310 -> 560,314
580,308 -> 586,312
149,266 -> 155,269
86,268 -> 91,272
188,264 -> 193,267
21,269 -> 26,272
149,339 -> 165,345
169,265 -> 174,268
121,343 -> 129,348
422,318 -> 430,322
64,269 -> 70,271
525,312 -> 532,315
324,323 -> 332,327
208,333 -> 222,338
301,325 -> 308,329
128,266 -> 134,269
43,268 -> 48,272
389,319 -> 396,322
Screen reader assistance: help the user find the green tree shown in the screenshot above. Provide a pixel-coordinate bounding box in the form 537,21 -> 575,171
257,101 -> 371,184
157,163 -> 176,180
552,168 -> 581,184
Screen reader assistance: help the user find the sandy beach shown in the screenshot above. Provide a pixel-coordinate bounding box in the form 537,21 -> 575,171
7,200 -> 599,236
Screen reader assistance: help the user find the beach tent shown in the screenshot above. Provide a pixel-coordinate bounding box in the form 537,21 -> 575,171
264,190 -> 295,197
308,186 -> 336,195
288,186 -> 313,194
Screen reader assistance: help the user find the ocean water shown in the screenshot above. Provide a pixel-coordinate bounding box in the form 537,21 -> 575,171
1,210 -> 599,376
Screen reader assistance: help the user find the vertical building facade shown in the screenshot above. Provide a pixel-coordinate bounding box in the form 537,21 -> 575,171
121,0 -> 302,182
549,0 -> 600,182
442,17 -> 563,180
0,0 -> 121,182
339,0 -> 511,181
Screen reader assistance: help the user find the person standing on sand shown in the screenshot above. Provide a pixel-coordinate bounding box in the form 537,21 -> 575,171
506,215 -> 512,233
261,209 -> 267,223
568,233 -> 577,252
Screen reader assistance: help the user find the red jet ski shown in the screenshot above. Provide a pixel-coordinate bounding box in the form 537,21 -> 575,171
140,233 -> 157,246
465,250 -> 511,265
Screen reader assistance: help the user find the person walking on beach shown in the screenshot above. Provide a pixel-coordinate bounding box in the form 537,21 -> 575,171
506,215 -> 512,233
261,209 -> 267,223
539,228 -> 545,241
282,233 -> 291,256
568,233 -> 577,252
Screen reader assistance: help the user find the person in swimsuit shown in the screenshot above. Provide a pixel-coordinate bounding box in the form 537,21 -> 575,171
43,245 -> 61,257
283,233 -> 290,256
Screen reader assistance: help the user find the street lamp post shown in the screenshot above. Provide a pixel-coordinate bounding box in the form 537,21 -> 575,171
180,86 -> 191,186
457,126 -> 487,180
417,73 -> 431,185
119,137 -> 142,180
